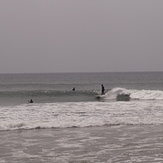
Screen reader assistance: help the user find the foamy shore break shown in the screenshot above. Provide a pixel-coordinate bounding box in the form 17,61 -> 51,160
1,125 -> 163,163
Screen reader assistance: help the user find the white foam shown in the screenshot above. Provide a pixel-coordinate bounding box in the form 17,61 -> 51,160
0,99 -> 163,130
105,87 -> 163,100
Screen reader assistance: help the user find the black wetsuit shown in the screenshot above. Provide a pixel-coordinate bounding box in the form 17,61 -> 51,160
101,85 -> 105,95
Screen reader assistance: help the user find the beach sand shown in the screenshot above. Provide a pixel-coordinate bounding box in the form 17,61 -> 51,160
0,125 -> 163,163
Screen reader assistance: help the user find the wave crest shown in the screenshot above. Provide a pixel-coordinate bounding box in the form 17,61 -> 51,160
105,87 -> 163,100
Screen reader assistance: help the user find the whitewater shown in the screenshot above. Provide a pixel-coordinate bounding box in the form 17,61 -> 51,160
1,72 -> 163,162
1,87 -> 163,131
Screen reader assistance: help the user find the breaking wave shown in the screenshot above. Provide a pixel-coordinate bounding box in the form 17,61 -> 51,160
1,100 -> 163,131
105,87 -> 163,100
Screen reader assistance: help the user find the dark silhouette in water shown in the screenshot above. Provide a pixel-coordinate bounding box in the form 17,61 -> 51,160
29,99 -> 33,103
101,84 -> 105,95
72,87 -> 75,91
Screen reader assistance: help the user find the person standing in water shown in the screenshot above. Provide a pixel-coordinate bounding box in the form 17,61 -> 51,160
101,84 -> 105,95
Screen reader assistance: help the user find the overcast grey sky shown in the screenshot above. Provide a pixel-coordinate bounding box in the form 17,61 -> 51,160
0,0 -> 163,73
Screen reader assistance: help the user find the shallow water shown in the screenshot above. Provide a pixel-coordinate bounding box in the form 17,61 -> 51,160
0,125 -> 163,163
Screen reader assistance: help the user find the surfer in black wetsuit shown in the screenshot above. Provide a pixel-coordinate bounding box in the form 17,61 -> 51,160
29,99 -> 33,103
72,87 -> 75,91
101,84 -> 105,95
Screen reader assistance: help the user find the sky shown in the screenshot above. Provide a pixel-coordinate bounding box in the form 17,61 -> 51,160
0,0 -> 163,73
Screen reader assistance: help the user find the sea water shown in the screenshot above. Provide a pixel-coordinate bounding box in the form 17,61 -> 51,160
1,72 -> 163,162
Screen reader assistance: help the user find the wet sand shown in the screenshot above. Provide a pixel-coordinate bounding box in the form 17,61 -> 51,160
0,125 -> 163,163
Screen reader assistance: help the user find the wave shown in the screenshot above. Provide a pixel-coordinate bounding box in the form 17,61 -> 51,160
104,87 -> 163,100
1,100 -> 163,131
0,90 -> 97,98
1,87 -> 163,103
2,118 -> 162,131
1,87 -> 163,104
0,123 -> 155,132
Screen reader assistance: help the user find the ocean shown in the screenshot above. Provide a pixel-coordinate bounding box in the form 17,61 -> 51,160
1,72 -> 163,162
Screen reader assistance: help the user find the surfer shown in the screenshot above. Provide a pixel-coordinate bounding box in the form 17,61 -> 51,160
101,84 -> 105,95
72,87 -> 75,91
28,99 -> 33,103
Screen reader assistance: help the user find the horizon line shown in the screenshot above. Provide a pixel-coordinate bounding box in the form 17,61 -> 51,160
0,71 -> 163,74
